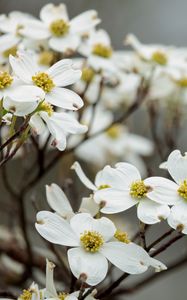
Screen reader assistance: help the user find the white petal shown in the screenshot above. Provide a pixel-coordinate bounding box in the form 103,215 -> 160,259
95,165 -> 128,189
70,10 -> 100,34
3,97 -> 38,117
79,196 -> 99,217
46,183 -> 73,217
6,85 -> 45,102
0,33 -> 20,52
101,242 -> 150,274
94,188 -> 137,214
29,114 -> 46,135
46,87 -> 83,110
46,259 -> 58,298
49,34 -> 80,53
70,213 -> 116,241
35,211 -> 79,246
115,162 -> 141,186
9,51 -> 39,83
167,149 -> 187,184
145,176 -> 180,205
68,247 -> 108,285
71,161 -> 96,191
159,161 -> 168,170
47,59 -> 81,87
137,199 -> 170,224
40,3 -> 69,24
20,20 -> 50,40
168,202 -> 187,234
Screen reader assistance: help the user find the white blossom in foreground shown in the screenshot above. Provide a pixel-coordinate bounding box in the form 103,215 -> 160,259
21,3 -> 100,53
36,212 -> 166,285
9,50 -> 83,111
72,162 -> 170,223
46,183 -> 99,219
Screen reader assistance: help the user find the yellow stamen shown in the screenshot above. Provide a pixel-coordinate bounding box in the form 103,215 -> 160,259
32,72 -> 55,92
58,292 -> 68,300
130,180 -> 149,199
92,43 -> 112,58
80,230 -> 104,252
3,46 -> 18,58
151,51 -> 168,65
20,290 -> 32,300
0,72 -> 13,89
81,67 -> 95,83
106,125 -> 121,139
50,19 -> 69,37
178,180 -> 187,200
175,77 -> 187,87
38,101 -> 54,116
114,230 -> 131,243
38,51 -> 56,66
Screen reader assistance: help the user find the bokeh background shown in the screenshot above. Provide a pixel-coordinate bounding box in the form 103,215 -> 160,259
0,0 -> 187,299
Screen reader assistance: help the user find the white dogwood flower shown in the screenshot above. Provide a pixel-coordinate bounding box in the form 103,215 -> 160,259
79,29 -> 116,73
21,3 -> 100,53
9,50 -> 83,111
36,212 -> 166,285
71,161 -> 170,223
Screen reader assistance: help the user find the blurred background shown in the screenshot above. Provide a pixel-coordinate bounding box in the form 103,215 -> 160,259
0,1 -> 187,299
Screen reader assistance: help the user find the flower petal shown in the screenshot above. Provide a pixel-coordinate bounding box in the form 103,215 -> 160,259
40,3 -> 69,24
3,96 -> 38,117
0,33 -> 20,52
46,87 -> 83,110
79,196 -> 99,217
95,165 -> 128,189
70,10 -> 100,34
9,50 -> 39,83
71,161 -> 97,191
70,212 -> 116,241
47,59 -> 81,87
29,114 -> 46,135
20,20 -> 50,40
68,247 -> 108,285
167,149 -> 187,184
6,85 -> 45,102
46,259 -> 58,298
46,183 -> 73,217
94,188 -> 137,214
35,211 -> 79,246
168,202 -> 187,234
145,176 -> 180,205
115,162 -> 141,186
101,242 -> 166,274
49,34 -> 80,53
137,199 -> 170,224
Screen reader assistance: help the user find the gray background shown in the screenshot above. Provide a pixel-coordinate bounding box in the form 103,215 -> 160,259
1,0 -> 187,299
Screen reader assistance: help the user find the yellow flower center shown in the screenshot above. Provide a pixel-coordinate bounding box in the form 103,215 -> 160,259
80,230 -> 104,252
151,51 -> 168,65
81,67 -> 95,83
38,101 -> 54,116
32,72 -> 55,92
38,51 -> 56,66
0,72 -> 13,89
50,19 -> 69,37
92,43 -> 112,58
3,46 -> 18,58
176,77 -> 187,87
58,292 -> 68,300
20,290 -> 32,300
98,184 -> 111,190
130,180 -> 149,198
106,125 -> 121,139
114,230 -> 131,244
178,180 -> 187,200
